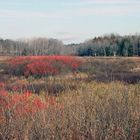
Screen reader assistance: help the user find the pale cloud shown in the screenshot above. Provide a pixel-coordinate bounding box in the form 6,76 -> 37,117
0,0 -> 140,19
0,10 -> 53,18
0,3 -> 140,19
51,32 -> 83,44
77,5 -> 140,16
63,0 -> 140,6
82,0 -> 140,4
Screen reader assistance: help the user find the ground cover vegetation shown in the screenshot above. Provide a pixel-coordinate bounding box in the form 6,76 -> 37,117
0,56 -> 140,140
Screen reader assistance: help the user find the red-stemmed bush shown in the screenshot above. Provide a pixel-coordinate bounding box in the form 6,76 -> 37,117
0,90 -> 62,122
7,56 -> 81,77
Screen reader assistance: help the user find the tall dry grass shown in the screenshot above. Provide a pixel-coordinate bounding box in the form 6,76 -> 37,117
0,80 -> 140,140
0,57 -> 140,139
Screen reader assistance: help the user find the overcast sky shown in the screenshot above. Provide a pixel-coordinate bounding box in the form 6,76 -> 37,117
0,0 -> 140,44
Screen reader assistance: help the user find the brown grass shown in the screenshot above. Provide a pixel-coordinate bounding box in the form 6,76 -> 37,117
0,56 -> 140,139
0,80 -> 140,140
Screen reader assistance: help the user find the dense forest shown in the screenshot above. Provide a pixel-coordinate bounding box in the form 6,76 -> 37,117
77,34 -> 140,56
0,34 -> 140,56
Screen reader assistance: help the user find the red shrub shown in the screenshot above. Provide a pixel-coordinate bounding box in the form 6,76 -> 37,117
0,90 -> 62,121
0,82 -> 5,90
24,60 -> 57,77
7,56 -> 81,77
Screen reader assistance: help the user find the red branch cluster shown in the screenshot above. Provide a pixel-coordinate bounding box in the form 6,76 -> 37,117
7,56 -> 81,76
0,82 -> 63,122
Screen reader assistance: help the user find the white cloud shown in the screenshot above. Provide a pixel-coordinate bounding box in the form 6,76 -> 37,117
63,0 -> 140,6
0,10 -> 51,18
0,0 -> 140,20
50,32 -> 83,44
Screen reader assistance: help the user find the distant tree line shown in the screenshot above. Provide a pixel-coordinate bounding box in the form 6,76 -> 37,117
0,34 -> 140,56
0,38 -> 68,56
77,34 -> 140,56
